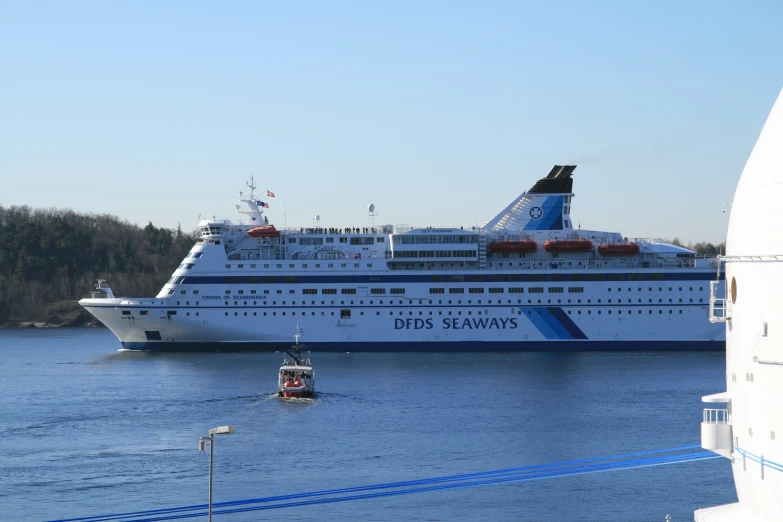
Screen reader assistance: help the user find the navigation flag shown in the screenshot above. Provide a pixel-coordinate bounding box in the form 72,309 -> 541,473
255,200 -> 270,208
267,190 -> 276,198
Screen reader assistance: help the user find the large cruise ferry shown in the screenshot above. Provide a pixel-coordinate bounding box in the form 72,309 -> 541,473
80,166 -> 725,351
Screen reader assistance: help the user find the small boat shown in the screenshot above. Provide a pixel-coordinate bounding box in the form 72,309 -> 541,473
543,239 -> 593,253
277,327 -> 315,398
598,243 -> 640,256
488,239 -> 538,253
248,225 -> 280,238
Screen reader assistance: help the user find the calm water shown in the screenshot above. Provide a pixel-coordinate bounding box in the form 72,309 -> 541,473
1,329 -> 737,521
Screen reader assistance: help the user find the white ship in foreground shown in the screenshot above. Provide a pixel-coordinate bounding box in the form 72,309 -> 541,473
80,166 -> 724,352
695,89 -> 783,521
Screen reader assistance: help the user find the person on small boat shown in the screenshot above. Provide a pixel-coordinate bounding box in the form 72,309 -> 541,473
293,374 -> 303,388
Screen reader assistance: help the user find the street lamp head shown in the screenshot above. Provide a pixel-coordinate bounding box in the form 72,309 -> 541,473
208,426 -> 236,436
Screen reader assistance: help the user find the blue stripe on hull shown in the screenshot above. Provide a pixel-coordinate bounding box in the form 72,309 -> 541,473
121,340 -> 724,352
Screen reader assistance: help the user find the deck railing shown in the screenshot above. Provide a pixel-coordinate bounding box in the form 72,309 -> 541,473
703,408 -> 731,425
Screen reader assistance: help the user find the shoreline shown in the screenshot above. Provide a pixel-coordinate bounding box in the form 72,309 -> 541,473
0,321 -> 104,329
1,300 -> 103,328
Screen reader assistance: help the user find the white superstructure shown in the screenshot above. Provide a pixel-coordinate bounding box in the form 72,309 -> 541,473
696,89 -> 783,521
80,169 -> 724,352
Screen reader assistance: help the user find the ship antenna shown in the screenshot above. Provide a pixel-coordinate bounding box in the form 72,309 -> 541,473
246,175 -> 256,199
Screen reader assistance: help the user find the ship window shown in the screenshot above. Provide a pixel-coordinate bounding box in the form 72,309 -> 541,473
568,287 -> 584,293
429,288 -> 445,294
341,288 -> 357,294
322,289 -> 337,294
469,288 -> 484,294
122,310 -> 131,315
449,288 -> 464,294
529,287 -> 544,293
139,310 -> 148,316
303,289 -> 317,295
489,288 -> 503,294
509,288 -> 524,293
144,331 -> 162,341
341,310 -> 351,319
339,237 -> 347,243
548,287 -> 564,293
377,237 -> 385,242
390,288 -> 405,294
371,288 -> 386,294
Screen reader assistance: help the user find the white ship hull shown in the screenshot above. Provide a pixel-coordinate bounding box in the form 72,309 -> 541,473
81,269 -> 724,352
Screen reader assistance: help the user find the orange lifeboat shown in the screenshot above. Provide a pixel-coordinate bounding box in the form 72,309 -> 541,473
543,239 -> 593,253
598,243 -> 640,256
247,225 -> 280,238
489,240 -> 538,254
284,376 -> 305,398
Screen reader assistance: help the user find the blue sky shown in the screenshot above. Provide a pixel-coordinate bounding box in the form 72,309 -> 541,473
2,1 -> 781,244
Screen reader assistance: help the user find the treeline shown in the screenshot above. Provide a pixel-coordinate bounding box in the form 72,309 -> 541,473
667,238 -> 726,256
0,205 -> 195,323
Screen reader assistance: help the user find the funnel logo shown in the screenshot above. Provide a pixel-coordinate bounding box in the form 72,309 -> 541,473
529,206 -> 543,220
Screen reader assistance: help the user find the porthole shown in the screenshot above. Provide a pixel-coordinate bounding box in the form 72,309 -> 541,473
771,431 -> 776,440
731,277 -> 737,304
750,373 -> 754,382
749,427 -> 754,437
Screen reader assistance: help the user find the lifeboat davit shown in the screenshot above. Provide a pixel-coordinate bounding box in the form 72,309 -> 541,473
247,225 -> 280,238
598,243 -> 640,256
543,239 -> 593,253
489,240 -> 538,254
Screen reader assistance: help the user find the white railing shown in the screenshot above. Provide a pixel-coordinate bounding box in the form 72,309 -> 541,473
703,408 -> 731,424
708,280 -> 729,323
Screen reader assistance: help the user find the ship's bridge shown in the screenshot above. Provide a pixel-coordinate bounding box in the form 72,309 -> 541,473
197,220 -> 230,238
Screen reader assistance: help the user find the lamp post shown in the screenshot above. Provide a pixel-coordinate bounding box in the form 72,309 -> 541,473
199,425 -> 236,522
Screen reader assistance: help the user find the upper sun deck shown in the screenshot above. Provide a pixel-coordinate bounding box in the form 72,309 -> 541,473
183,168 -> 715,274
